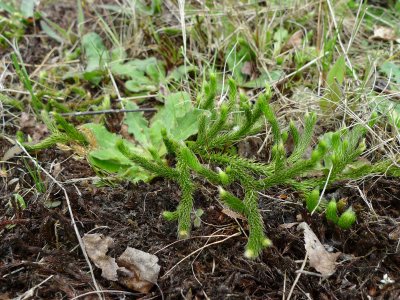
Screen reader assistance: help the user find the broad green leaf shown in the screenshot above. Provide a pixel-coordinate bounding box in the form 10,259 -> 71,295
82,70 -> 104,85
99,0 -> 160,16
111,57 -> 158,76
111,57 -> 164,92
135,0 -> 162,15
273,28 -> 289,43
371,97 -> 400,128
0,2 -> 17,13
146,62 -> 165,83
110,47 -> 127,62
320,56 -> 346,112
242,70 -> 283,88
150,92 -> 202,153
326,56 -> 346,88
125,78 -> 158,93
167,65 -> 197,82
273,28 -> 288,55
21,0 -> 35,18
380,62 -> 400,84
226,38 -> 255,84
40,17 -> 76,44
40,21 -> 65,43
82,32 -> 108,71
123,92 -> 201,156
124,102 -> 150,146
83,123 -> 153,182
81,32 -> 109,85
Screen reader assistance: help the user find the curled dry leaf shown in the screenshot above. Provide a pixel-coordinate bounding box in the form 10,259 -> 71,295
388,226 -> 400,241
241,61 -> 254,77
369,26 -> 398,42
281,30 -> 303,52
117,247 -> 161,293
82,233 -> 119,281
297,222 -> 341,277
20,112 -> 49,142
83,233 -> 161,293
2,145 -> 23,162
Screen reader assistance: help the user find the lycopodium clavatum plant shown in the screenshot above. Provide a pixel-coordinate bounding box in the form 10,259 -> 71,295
114,75 -> 400,258
25,73 -> 400,258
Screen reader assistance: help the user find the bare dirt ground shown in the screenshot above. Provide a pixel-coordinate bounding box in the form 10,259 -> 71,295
1,136 -> 400,299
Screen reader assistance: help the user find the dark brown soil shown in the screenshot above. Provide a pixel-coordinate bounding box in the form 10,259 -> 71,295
1,136 -> 400,299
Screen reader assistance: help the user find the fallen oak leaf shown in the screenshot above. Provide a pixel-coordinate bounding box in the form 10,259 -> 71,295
297,222 -> 341,277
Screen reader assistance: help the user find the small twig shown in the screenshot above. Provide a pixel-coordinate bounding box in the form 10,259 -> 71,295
16,275 -> 54,300
311,164 -> 333,216
287,252 -> 308,300
295,270 -> 324,277
71,290 -> 139,300
0,218 -> 30,229
273,52 -> 328,86
161,231 -> 241,278
60,108 -> 157,117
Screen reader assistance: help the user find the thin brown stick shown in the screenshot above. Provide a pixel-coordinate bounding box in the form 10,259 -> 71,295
60,108 -> 157,117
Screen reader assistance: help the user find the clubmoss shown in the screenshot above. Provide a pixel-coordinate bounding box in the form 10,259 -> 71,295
115,74 -> 399,257
26,74 -> 400,258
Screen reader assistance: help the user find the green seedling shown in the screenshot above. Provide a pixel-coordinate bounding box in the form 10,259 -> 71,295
23,160 -> 45,193
12,193 -> 27,210
193,209 -> 204,228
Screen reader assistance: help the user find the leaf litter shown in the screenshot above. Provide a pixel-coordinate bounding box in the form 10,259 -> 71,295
297,222 -> 341,277
83,233 -> 161,293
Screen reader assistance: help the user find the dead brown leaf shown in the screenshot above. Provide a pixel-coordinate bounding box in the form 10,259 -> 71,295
82,233 -> 119,281
119,124 -> 135,142
32,124 -> 49,142
389,226 -> 400,241
369,26 -> 398,42
117,247 -> 161,293
279,222 -> 299,229
0,292 -> 11,300
241,61 -> 254,76
20,112 -> 36,128
20,112 -> 49,142
83,233 -> 160,293
2,145 -> 23,162
282,30 -> 303,52
0,168 -> 7,178
298,222 -> 341,277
